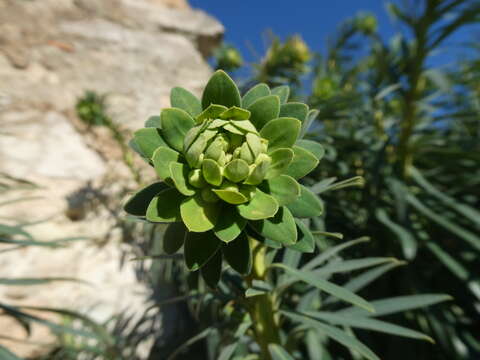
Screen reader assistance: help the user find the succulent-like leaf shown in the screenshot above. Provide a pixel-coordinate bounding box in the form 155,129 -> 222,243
197,104 -> 228,123
170,87 -> 202,117
185,130 -> 216,167
247,95 -> 280,129
224,159 -> 249,182
300,109 -> 319,138
242,83 -> 271,108
279,102 -> 308,122
250,206 -> 297,245
181,194 -> 220,232
237,189 -> 279,220
200,251 -> 223,288
223,123 -> 245,135
161,108 -> 195,152
152,147 -> 181,182
146,188 -> 184,222
184,231 -> 221,271
271,85 -> 290,104
169,162 -> 196,196
201,70 -> 241,109
213,187 -> 249,205
133,128 -> 169,158
219,106 -> 251,120
214,206 -> 247,242
263,175 -> 300,206
260,117 -> 301,152
223,233 -> 252,274
285,145 -> 319,179
287,220 -> 315,253
244,156 -> 271,185
145,115 -> 161,128
265,148 -> 295,179
246,133 -> 263,158
287,185 -> 323,218
231,120 -> 258,134
202,159 -> 223,186
163,222 -> 187,254
124,182 -> 168,216
296,139 -> 325,160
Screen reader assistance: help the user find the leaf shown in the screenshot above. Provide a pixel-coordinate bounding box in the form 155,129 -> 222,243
341,262 -> 405,295
196,104 -> 229,123
161,108 -> 195,152
219,106 -> 251,120
271,85 -> 290,104
184,231 -> 221,271
146,188 -> 183,222
133,128 -> 169,159
268,344 -> 295,360
296,139 -> 324,160
272,263 -> 374,312
169,162 -> 195,196
237,189 -> 279,220
287,185 -> 323,218
152,147 -> 181,183
245,279 -> 273,297
201,70 -> 241,109
338,294 -> 452,317
214,206 -> 246,242
300,109 -> 319,138
282,311 -> 380,360
124,182 -> 168,216
251,207 -> 297,246
231,120 -> 258,134
202,159 -> 223,186
260,117 -> 301,152
247,95 -> 280,129
212,188 -> 248,205
180,194 -> 220,232
316,258 -> 399,276
285,146 -> 318,179
224,159 -> 250,182
145,115 -> 161,128
244,157 -> 271,185
200,251 -> 222,288
279,102 -> 308,122
170,87 -> 202,117
163,222 -> 187,254
242,83 -> 271,109
223,232 -> 252,274
263,175 -> 300,206
287,220 -> 315,253
265,148 -> 294,179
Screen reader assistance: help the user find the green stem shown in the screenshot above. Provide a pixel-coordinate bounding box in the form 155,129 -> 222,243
245,238 -> 280,360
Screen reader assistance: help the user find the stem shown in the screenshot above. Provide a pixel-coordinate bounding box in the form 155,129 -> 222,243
245,238 -> 280,360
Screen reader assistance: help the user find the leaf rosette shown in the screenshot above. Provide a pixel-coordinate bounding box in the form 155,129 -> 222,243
125,70 -> 325,286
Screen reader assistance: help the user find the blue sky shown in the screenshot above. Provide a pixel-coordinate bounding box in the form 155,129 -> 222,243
190,0 -> 477,70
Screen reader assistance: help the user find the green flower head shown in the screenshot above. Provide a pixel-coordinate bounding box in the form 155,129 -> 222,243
125,70 -> 325,286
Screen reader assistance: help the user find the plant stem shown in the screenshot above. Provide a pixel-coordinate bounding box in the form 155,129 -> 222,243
245,238 -> 280,360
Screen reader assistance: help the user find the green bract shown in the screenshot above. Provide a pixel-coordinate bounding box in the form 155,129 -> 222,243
125,70 -> 324,285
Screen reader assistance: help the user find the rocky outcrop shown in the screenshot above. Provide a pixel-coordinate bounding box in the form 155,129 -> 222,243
0,0 -> 223,357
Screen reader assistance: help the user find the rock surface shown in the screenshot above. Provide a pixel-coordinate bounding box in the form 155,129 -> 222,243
0,0 -> 223,357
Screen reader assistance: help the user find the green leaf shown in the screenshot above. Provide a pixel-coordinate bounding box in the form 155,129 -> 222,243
272,263 -> 374,312
260,117 -> 301,152
201,70 -> 241,109
287,220 -> 315,253
133,128 -> 169,159
244,156 -> 271,185
124,182 -> 168,216
181,194 -> 220,232
263,175 -> 300,206
247,95 -> 280,129
169,162 -> 196,196
184,231 -> 221,271
300,109 -> 319,138
152,147 -> 181,182
271,85 -> 290,104
213,188 -> 249,205
287,185 -> 323,218
163,222 -> 186,254
161,108 -> 195,152
285,146 -> 319,179
146,188 -> 183,222
145,115 -> 161,128
223,232 -> 252,274
219,106 -> 251,120
279,102 -> 308,122
268,344 -> 294,360
282,311 -> 380,360
170,87 -> 202,117
251,207 -> 297,245
237,189 -> 279,220
341,262 -> 404,295
201,251 -> 222,288
265,148 -> 294,179
338,294 -> 452,317
202,159 -> 223,186
231,120 -> 258,134
196,104 -> 229,123
224,159 -> 250,182
296,139 -> 324,160
186,130 -> 216,167
242,83 -> 271,108
316,257 -> 399,276
214,206 -> 247,242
